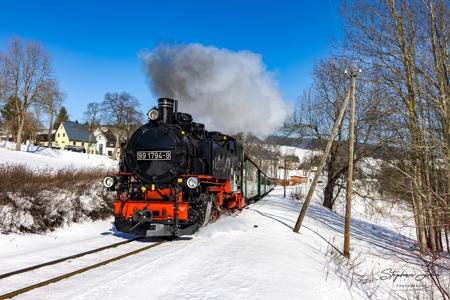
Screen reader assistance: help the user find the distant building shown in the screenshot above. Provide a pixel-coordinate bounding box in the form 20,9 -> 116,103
0,130 -> 10,141
54,121 -> 97,153
290,175 -> 308,185
94,128 -> 117,158
35,130 -> 57,148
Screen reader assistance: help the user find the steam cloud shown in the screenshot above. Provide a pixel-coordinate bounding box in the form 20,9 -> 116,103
141,43 -> 291,138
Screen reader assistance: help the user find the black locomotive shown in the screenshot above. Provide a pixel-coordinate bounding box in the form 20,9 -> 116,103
103,98 -> 273,236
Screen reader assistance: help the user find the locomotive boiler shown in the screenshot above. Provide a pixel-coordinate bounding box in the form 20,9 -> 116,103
103,98 -> 273,237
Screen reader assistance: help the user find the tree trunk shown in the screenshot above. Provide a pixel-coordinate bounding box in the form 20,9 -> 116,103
15,113 -> 24,151
414,183 -> 429,255
445,226 -> 450,253
323,174 -> 338,210
48,111 -> 54,148
426,205 -> 438,256
113,134 -> 120,160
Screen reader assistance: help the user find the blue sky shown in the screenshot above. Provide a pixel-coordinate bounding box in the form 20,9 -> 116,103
0,0 -> 342,121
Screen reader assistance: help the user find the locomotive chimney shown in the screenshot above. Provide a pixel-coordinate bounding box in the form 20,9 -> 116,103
158,98 -> 176,124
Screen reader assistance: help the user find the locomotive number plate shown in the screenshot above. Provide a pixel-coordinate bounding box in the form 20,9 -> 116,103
137,151 -> 171,160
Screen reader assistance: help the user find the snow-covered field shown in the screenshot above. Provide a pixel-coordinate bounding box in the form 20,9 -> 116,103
0,141 -> 117,171
0,187 -> 441,300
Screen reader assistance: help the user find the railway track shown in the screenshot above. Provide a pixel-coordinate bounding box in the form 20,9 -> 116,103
0,238 -> 170,299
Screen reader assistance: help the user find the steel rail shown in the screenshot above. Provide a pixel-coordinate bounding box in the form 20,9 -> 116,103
0,239 -> 169,299
0,237 -> 142,280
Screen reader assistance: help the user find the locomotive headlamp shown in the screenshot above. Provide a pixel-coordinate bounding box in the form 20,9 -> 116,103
186,177 -> 199,189
147,108 -> 159,121
102,175 -> 117,188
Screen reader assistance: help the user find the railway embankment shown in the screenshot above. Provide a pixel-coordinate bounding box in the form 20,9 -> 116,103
0,143 -> 117,233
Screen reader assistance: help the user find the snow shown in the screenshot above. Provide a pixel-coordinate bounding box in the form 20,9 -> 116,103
278,145 -> 318,161
0,141 -> 117,171
0,219 -> 126,271
0,187 -> 441,299
0,142 -> 445,299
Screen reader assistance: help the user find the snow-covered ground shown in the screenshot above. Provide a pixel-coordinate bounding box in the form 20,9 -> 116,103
0,142 -> 446,299
0,187 -> 441,300
0,141 -> 117,171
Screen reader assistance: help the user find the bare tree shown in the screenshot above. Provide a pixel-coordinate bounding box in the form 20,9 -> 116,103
342,0 -> 449,256
286,57 -> 385,210
0,55 -> 5,101
38,80 -> 63,148
124,102 -> 143,139
84,102 -> 100,151
101,92 -> 142,159
0,38 -> 52,150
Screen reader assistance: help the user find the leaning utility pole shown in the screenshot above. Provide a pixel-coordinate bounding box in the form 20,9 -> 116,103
343,71 -> 357,258
293,90 -> 351,233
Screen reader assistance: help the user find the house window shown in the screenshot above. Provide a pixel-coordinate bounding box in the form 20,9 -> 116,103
82,142 -> 84,146
73,142 -> 76,145
58,133 -> 60,137
63,133 -> 65,137
108,151 -> 113,157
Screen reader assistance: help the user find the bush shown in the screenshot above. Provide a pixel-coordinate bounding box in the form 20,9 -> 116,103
0,164 -> 114,233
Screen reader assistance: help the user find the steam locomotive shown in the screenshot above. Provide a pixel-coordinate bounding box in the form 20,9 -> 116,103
103,98 -> 274,237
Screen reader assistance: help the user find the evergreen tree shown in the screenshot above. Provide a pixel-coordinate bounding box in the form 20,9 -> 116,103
0,96 -> 18,122
54,106 -> 69,129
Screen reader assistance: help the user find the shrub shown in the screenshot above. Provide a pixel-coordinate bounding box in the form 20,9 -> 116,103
0,164 -> 114,233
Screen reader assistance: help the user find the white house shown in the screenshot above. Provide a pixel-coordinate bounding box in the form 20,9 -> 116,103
94,128 -> 117,158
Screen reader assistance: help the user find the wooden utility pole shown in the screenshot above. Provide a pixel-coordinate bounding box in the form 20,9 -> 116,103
293,90 -> 351,233
343,72 -> 357,258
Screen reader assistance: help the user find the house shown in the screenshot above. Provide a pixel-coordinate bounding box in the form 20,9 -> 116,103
290,175 -> 308,185
94,128 -> 117,157
54,121 -> 97,153
0,130 -> 10,141
35,130 -> 57,148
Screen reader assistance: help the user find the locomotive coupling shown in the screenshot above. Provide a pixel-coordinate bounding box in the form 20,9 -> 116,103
133,209 -> 153,222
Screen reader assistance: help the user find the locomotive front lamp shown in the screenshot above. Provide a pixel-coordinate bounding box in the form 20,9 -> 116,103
148,108 -> 159,121
102,175 -> 117,188
186,177 -> 200,189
